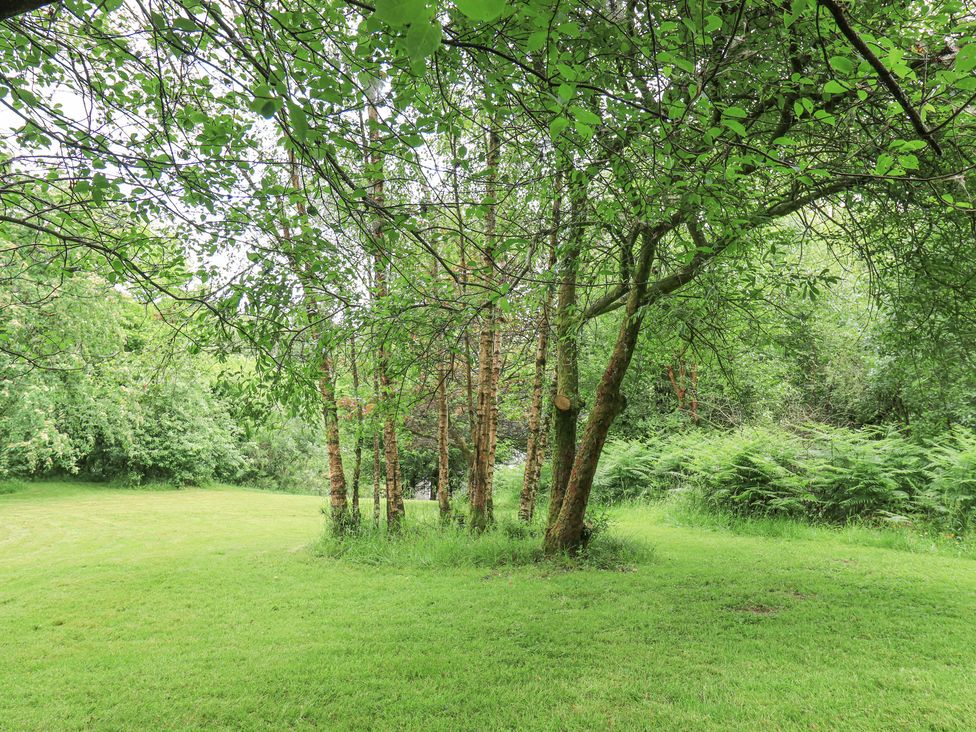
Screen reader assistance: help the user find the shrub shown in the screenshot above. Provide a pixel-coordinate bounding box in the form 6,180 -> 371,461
607,422 -> 976,534
592,439 -> 662,502
922,428 -> 976,531
801,425 -> 923,522
690,427 -> 814,518
242,418 -> 328,493
613,424 -> 941,527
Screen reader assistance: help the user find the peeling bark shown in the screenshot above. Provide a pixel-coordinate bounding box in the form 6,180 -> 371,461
519,188 -> 559,523
436,361 -> 451,519
467,117 -> 501,533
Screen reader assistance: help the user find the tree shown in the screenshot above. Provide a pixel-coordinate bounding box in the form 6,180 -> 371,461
3,0 -> 976,554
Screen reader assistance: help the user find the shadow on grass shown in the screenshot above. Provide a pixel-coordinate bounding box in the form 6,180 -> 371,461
313,514 -> 654,571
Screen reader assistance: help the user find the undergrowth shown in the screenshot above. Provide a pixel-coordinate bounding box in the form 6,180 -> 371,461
592,423 -> 976,534
315,512 -> 652,570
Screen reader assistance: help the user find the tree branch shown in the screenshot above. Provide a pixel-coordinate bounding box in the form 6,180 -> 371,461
818,0 -> 942,156
0,0 -> 58,21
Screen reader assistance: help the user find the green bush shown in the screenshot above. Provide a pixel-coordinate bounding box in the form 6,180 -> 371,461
922,428 -> 976,532
592,439 -> 662,502
801,425 -> 923,523
242,417 -> 328,493
691,427 -> 814,518
598,423 -> 976,533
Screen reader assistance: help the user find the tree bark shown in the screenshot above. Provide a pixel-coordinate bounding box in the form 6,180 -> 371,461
467,306 -> 495,531
467,117 -> 501,533
519,189 -> 559,523
319,349 -> 350,532
546,171 -> 583,537
484,327 -> 501,520
545,225 -> 660,554
372,404 -> 381,526
436,360 -> 451,519
367,90 -> 404,531
350,331 -> 364,525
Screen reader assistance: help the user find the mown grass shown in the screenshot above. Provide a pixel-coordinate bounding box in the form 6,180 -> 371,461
3,481 -> 976,730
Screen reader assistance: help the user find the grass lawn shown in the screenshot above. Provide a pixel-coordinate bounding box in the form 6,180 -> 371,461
2,481 -> 975,731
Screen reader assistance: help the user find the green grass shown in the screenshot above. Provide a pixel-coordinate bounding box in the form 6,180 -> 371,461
3,482 -> 976,730
659,493 -> 976,560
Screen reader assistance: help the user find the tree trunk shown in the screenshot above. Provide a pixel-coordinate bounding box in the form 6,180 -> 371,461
372,425 -> 381,526
368,90 -> 404,531
544,226 -> 659,554
468,308 -> 495,532
319,350 -> 350,533
484,327 -> 501,522
350,332 -> 363,525
519,188 -> 559,523
546,171 -> 583,537
528,395 -> 553,520
467,117 -> 501,533
437,360 -> 451,519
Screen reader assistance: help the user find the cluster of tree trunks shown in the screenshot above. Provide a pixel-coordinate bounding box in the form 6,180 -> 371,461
545,222 -> 664,554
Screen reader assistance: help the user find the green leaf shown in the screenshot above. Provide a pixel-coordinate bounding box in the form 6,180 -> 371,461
287,101 -> 309,141
455,0 -> 506,23
404,19 -> 441,60
571,106 -> 600,126
873,153 -> 894,176
722,118 -> 747,137
898,154 -> 919,170
723,105 -> 747,118
575,121 -> 594,139
172,17 -> 200,32
784,0 -> 807,27
252,97 -> 281,119
526,30 -> 547,52
829,56 -> 854,75
549,116 -> 569,141
557,22 -> 580,38
555,63 -> 577,81
375,0 -> 427,27
823,80 -> 847,95
956,44 -> 976,74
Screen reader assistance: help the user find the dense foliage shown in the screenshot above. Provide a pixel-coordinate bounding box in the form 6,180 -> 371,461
4,0 -> 976,551
592,425 -> 976,533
